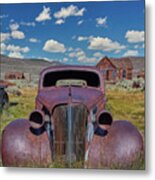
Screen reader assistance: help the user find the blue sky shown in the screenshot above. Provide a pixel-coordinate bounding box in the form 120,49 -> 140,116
0,0 -> 145,65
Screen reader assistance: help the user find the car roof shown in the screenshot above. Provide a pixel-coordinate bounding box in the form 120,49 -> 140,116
39,65 -> 104,90
40,65 -> 102,77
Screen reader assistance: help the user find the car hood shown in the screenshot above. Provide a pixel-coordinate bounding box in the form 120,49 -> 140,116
37,87 -> 104,112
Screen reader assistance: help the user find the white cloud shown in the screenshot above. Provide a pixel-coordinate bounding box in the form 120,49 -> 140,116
125,30 -> 144,43
3,44 -> 30,58
20,21 -> 36,27
0,14 -> 8,19
29,38 -> 39,43
134,43 -> 145,49
8,51 -> 23,59
63,57 -> 68,62
0,33 -> 10,42
21,47 -> 30,53
134,44 -> 139,49
6,44 -> 30,53
123,50 -> 139,57
76,50 -> 85,57
35,6 -> 52,22
55,19 -> 65,25
88,36 -> 125,52
142,43 -> 145,48
54,5 -> 86,19
96,16 -> 107,27
10,19 -> 15,23
68,49 -> 85,58
68,47 -> 73,52
9,23 -> 19,31
0,43 -> 7,53
68,48 -> 98,64
77,20 -> 84,25
77,56 -> 98,63
68,52 -> 76,58
77,36 -> 88,41
11,30 -> 25,39
43,39 -> 66,53
93,52 -> 104,58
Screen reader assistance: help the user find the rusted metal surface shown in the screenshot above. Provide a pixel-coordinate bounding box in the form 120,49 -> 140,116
1,66 -> 144,168
53,104 -> 87,166
36,86 -> 105,112
2,119 -> 51,167
88,120 -> 143,169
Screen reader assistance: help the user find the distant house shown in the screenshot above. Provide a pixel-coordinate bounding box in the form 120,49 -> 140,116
137,70 -> 145,79
96,56 -> 133,81
5,72 -> 25,80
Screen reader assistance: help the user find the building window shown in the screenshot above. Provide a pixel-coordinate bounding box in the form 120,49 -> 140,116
112,71 -> 116,78
122,70 -> 126,78
101,70 -> 106,75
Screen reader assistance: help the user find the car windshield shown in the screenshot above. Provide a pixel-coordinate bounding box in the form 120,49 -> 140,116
42,70 -> 100,88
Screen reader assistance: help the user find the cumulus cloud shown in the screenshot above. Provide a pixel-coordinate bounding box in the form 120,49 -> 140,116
54,5 -> 86,19
8,51 -> 24,58
88,36 -> 125,52
29,38 -> 39,43
35,6 -> 52,22
20,21 -> 36,27
125,30 -> 144,43
9,23 -> 19,31
0,33 -> 10,42
77,56 -> 97,63
68,48 -> 98,64
93,52 -> 104,58
2,44 -> 30,58
96,16 -> 107,27
43,39 -> 66,53
55,19 -> 65,25
9,22 -> 25,40
11,30 -> 25,39
123,50 -> 139,57
0,43 -> 7,53
68,48 -> 84,58
6,44 -> 30,53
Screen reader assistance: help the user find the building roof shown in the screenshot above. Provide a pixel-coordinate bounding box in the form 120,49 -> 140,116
97,56 -> 133,69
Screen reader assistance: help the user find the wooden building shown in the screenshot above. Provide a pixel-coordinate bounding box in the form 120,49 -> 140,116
5,72 -> 25,80
96,56 -> 133,82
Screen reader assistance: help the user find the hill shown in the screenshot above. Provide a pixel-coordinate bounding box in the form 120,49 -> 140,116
0,54 -> 62,80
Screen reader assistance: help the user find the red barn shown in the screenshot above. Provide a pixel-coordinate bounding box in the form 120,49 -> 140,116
96,56 -> 133,82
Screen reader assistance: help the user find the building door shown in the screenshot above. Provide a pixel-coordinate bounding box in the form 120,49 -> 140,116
106,70 -> 110,80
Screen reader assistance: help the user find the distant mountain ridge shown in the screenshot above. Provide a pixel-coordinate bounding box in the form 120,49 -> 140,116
0,54 -> 144,80
0,54 -> 63,79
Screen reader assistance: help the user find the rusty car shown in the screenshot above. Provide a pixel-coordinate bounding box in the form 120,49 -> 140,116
0,81 -> 9,111
1,66 -> 143,168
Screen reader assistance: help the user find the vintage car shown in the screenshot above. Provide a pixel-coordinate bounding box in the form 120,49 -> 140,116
0,83 -> 9,111
1,66 -> 143,168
